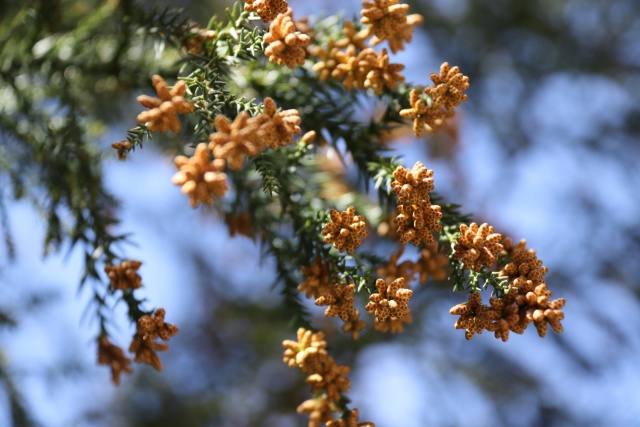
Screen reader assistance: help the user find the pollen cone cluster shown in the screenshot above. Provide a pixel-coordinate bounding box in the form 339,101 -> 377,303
283,328 -> 329,373
450,287 -> 565,342
298,256 -> 333,299
315,283 -> 357,322
180,23 -> 216,54
391,161 -> 442,246
283,328 -> 356,427
341,311 -> 367,340
111,140 -> 132,160
97,336 -> 132,385
376,246 -> 416,284
259,97 -> 302,149
400,63 -> 469,136
105,260 -> 143,291
244,0 -> 288,22
414,242 -> 449,284
375,243 -> 448,286
264,12 -> 311,69
450,239 -> 565,341
310,39 -> 343,82
309,21 -> 370,82
361,0 -> 408,33
365,277 -> 413,333
172,143 -> 228,207
137,75 -> 195,132
360,0 -> 422,53
320,46 -> 404,94
208,98 -> 301,170
296,397 -> 335,427
338,20 -> 370,50
171,97 -> 301,207
362,48 -> 405,94
499,238 -> 548,289
427,62 -> 470,112
499,239 -> 565,337
209,113 -> 263,170
330,46 -> 369,91
129,308 -> 178,371
451,222 -> 503,271
321,206 -> 368,254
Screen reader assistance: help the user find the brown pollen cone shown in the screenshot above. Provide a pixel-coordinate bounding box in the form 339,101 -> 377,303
264,12 -> 311,69
244,0 -> 288,23
129,308 -> 178,371
105,260 -> 143,291
451,222 -> 503,271
391,162 -> 442,245
97,336 -> 132,385
172,143 -> 228,207
321,206 -> 368,254
365,277 -> 413,329
209,113 -> 263,170
136,75 -> 195,133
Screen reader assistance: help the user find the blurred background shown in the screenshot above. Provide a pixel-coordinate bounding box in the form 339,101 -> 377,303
1,0 -> 639,426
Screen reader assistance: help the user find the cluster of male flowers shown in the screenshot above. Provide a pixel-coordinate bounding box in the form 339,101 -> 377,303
98,260 -> 178,385
283,328 -> 374,427
449,228 -> 565,341
107,0 -> 566,424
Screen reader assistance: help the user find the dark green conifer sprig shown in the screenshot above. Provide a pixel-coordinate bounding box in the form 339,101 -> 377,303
0,50 -> 138,336
213,5 -> 265,63
369,156 -> 403,208
0,2 -> 184,379
132,5 -> 190,45
123,3 -> 267,153
238,126 -> 386,324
